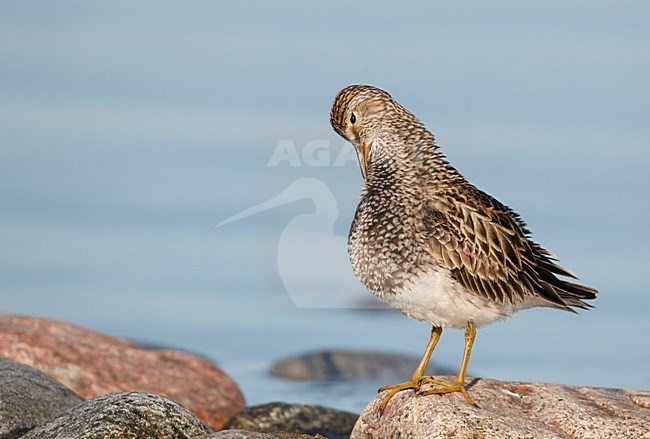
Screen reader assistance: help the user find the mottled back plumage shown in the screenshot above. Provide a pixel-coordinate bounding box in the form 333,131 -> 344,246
330,84 -> 597,322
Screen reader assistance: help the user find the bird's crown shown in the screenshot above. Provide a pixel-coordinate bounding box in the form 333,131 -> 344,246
330,85 -> 394,137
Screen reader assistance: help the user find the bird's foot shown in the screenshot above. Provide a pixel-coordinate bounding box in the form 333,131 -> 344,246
377,376 -> 450,413
377,379 -> 420,413
419,380 -> 477,406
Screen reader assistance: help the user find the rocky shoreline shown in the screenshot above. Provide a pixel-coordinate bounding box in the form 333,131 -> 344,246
1,315 -> 648,439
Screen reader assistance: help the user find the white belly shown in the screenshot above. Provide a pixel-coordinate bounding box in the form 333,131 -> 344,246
378,268 -> 520,328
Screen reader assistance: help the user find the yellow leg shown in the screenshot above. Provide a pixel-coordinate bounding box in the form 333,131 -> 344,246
378,326 -> 447,412
420,321 -> 477,406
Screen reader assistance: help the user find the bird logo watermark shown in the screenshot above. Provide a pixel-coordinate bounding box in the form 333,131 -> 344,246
216,130 -> 388,310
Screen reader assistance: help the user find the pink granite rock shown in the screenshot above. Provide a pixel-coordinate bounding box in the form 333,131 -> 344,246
0,314 -> 245,430
352,376 -> 650,438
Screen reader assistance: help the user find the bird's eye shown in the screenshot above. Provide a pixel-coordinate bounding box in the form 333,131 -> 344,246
350,113 -> 356,124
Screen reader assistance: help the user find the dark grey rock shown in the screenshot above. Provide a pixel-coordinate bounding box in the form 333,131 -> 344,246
194,429 -> 323,438
21,391 -> 211,439
225,402 -> 357,439
0,358 -> 83,439
270,350 -> 453,381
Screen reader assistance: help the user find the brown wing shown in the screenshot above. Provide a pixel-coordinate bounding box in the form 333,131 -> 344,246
423,186 -> 597,310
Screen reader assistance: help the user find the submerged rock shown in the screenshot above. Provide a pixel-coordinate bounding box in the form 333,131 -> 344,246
225,402 -> 357,439
0,359 -> 83,439
0,314 -> 244,430
271,349 -> 453,381
352,376 -> 650,438
21,391 -> 211,439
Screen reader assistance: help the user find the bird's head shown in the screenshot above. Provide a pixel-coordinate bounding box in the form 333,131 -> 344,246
330,84 -> 431,180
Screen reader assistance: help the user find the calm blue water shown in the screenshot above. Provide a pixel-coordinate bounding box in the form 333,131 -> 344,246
1,2 -> 649,413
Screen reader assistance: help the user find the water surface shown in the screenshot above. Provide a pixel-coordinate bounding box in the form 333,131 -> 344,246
1,1 -> 649,412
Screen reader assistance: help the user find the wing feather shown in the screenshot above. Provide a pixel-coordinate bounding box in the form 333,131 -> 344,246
423,186 -> 597,309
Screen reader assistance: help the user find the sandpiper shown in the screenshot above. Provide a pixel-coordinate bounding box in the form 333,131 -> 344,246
330,85 -> 597,411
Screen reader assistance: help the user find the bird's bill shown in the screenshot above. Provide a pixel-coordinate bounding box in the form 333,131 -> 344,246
355,141 -> 369,180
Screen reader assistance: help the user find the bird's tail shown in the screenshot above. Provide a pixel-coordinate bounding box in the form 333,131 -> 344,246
535,256 -> 598,312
